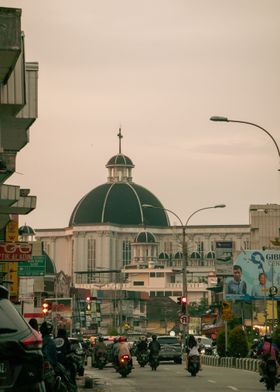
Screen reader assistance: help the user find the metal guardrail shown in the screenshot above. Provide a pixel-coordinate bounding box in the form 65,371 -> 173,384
201,354 -> 260,372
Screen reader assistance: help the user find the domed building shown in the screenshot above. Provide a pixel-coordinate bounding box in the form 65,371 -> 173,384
35,131 -> 252,334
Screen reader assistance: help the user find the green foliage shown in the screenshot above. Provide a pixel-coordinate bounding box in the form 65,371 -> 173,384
188,298 -> 208,317
107,327 -> 118,336
216,329 -> 226,357
272,324 -> 280,347
228,326 -> 249,358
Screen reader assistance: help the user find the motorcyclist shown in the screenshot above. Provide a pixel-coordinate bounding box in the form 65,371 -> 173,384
29,318 -> 39,331
54,327 -> 76,384
40,321 -> 58,368
185,334 -> 200,370
94,336 -> 107,365
137,336 -> 148,354
115,336 -> 133,368
148,334 -> 161,361
257,334 -> 279,382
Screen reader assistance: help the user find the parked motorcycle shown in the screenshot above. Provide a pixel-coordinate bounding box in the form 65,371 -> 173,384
187,355 -> 200,377
137,351 -> 149,367
149,353 -> 159,371
117,354 -> 132,377
263,358 -> 278,391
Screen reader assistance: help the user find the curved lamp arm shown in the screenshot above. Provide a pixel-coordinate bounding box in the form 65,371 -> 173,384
210,116 -> 280,168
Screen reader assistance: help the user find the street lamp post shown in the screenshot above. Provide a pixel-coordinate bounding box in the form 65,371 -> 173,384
142,203 -> 226,344
210,116 -> 280,170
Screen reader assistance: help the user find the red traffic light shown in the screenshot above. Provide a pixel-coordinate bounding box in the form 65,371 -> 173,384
86,296 -> 91,302
42,302 -> 49,315
181,296 -> 187,304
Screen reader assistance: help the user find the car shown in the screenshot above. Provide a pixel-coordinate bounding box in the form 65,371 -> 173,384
194,335 -> 213,354
0,285 -> 45,391
156,335 -> 182,363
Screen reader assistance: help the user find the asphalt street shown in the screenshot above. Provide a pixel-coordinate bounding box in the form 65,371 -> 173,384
78,359 -> 270,392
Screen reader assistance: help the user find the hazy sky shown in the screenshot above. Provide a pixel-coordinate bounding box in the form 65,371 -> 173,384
2,0 -> 280,229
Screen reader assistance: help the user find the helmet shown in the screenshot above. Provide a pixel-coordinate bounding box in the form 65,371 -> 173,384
152,334 -> 157,340
264,334 -> 272,343
140,336 -> 146,341
253,338 -> 259,343
119,336 -> 126,342
40,321 -> 53,336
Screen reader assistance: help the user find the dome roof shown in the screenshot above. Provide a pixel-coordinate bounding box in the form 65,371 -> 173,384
135,231 -> 156,243
106,154 -> 134,167
18,225 -> 35,236
69,182 -> 169,227
44,251 -> 56,275
174,251 -> 183,259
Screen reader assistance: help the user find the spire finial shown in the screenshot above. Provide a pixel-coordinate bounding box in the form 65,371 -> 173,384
117,127 -> 123,154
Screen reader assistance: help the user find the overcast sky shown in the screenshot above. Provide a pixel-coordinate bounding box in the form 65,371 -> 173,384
2,0 -> 280,229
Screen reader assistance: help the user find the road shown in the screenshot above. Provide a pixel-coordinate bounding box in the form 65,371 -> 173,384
80,360 -> 269,392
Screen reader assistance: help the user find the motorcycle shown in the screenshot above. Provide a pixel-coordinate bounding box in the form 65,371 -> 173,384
149,352 -> 159,371
43,359 -> 77,392
117,354 -> 132,377
137,350 -> 149,367
95,351 -> 107,370
187,355 -> 200,377
263,358 -> 278,391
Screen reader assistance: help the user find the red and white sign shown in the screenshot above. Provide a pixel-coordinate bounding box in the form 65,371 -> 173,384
0,242 -> 33,261
180,315 -> 188,325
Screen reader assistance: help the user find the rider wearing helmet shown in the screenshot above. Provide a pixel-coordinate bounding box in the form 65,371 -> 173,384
115,336 -> 133,368
93,336 -> 107,365
40,321 -> 58,367
148,335 -> 161,361
136,335 -> 148,354
257,334 -> 279,382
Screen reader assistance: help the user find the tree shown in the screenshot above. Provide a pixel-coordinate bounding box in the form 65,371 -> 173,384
228,326 -> 248,358
216,329 -> 226,357
188,298 -> 208,317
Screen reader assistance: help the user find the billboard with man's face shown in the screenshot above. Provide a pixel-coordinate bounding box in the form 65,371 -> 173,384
224,250 -> 280,300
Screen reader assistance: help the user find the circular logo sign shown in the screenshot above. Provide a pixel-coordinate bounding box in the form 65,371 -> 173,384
269,286 -> 278,296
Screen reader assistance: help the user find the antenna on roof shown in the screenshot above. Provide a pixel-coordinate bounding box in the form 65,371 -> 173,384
117,126 -> 123,154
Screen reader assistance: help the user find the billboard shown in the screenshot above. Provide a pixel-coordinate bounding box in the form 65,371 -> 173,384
215,241 -> 233,275
224,250 -> 280,300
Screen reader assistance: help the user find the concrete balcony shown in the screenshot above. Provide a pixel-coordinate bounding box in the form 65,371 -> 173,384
0,195 -> 36,215
166,282 -> 208,291
0,184 -> 20,206
0,7 -> 21,85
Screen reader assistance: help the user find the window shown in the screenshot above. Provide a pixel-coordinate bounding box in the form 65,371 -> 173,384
133,281 -> 144,286
87,238 -> 96,271
150,272 -> 164,278
122,241 -> 131,266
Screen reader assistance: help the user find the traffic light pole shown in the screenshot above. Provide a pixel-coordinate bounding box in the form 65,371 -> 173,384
182,226 -> 188,345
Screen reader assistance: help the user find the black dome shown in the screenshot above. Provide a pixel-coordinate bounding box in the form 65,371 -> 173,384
18,225 -> 35,236
106,154 -> 134,167
69,182 -> 169,227
135,231 -> 156,243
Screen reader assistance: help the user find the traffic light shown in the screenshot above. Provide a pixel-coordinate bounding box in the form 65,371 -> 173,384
181,296 -> 187,313
177,296 -> 182,304
86,296 -> 91,311
221,300 -> 232,320
42,302 -> 49,316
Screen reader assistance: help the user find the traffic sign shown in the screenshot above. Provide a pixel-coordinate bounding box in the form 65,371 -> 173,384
180,315 -> 188,325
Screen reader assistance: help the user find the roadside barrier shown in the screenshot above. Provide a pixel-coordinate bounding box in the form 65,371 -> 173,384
201,354 -> 260,372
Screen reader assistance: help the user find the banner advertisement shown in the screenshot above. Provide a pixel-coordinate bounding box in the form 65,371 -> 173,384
224,250 -> 280,300
0,242 -> 32,261
215,241 -> 233,275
